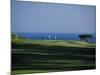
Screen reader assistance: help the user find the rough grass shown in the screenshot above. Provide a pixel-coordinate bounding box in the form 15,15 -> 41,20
11,38 -> 96,75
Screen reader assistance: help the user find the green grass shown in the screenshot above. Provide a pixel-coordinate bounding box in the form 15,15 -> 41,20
12,38 -> 95,48
11,38 -> 96,75
11,70 -> 56,75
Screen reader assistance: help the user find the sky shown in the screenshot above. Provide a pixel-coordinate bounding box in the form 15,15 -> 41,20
11,0 -> 96,33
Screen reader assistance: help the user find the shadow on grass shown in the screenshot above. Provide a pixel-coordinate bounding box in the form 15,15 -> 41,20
11,42 -> 96,73
12,42 -> 95,54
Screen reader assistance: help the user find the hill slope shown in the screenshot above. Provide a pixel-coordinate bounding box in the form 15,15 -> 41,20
11,38 -> 96,75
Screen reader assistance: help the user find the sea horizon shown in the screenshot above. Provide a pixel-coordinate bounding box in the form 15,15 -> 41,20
12,32 -> 96,42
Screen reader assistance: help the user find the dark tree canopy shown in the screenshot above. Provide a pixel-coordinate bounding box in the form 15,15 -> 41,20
12,33 -> 25,39
78,34 -> 92,41
12,33 -> 17,39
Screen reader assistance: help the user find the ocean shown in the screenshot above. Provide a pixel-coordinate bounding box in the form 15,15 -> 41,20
15,32 -> 96,42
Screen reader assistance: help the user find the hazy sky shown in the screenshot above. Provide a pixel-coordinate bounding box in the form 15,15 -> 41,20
11,0 -> 96,33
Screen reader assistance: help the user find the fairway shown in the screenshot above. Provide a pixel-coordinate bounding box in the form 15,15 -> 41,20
11,38 -> 96,75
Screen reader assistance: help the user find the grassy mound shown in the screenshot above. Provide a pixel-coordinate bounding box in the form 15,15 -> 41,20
11,38 -> 96,75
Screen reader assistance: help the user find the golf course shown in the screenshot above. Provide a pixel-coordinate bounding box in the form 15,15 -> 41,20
11,36 -> 96,75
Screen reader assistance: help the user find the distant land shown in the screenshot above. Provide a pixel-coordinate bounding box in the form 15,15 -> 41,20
12,32 -> 96,42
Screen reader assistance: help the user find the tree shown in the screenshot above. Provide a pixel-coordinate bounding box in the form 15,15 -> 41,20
12,33 -> 17,39
78,34 -> 92,42
12,33 -> 25,40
